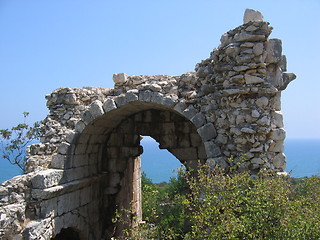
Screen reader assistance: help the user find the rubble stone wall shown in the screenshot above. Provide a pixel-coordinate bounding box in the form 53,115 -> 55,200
0,9 -> 295,240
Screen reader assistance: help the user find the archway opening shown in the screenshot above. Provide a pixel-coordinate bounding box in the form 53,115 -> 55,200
140,136 -> 183,183
70,103 -> 210,239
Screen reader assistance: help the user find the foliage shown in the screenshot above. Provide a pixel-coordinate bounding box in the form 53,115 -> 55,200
141,169 -> 186,239
114,161 -> 320,240
0,112 -> 42,172
184,164 -> 320,240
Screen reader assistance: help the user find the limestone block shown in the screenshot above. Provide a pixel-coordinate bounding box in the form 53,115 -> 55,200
244,74 -> 265,84
82,110 -> 94,125
216,133 -> 228,145
264,39 -> 282,63
190,112 -> 206,128
40,197 -> 58,218
113,73 -> 128,84
243,9 -> 264,24
89,100 -> 104,119
24,218 -> 53,240
256,96 -> 269,108
57,142 -> 70,155
65,130 -> 77,143
233,66 -> 249,72
271,111 -> 284,128
197,123 -> 217,141
234,32 -> 266,42
125,92 -> 139,102
115,93 -> 138,107
269,141 -> 284,152
151,92 -> 164,104
253,42 -> 264,56
63,93 -> 77,105
103,98 -> 117,112
174,102 -> 187,114
161,95 -> 178,107
280,72 -> 296,90
75,120 -> 86,133
57,191 -> 80,216
182,105 -> 198,120
225,45 -> 240,58
149,83 -> 162,92
251,109 -> 260,118
51,154 -> 67,169
257,115 -> 270,126
31,169 -> 64,189
241,127 -> 256,134
204,141 -> 221,158
139,90 -> 153,102
269,128 -> 286,141
272,153 -> 286,170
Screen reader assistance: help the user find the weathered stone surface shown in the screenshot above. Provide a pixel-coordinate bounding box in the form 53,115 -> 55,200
256,96 -> 269,108
273,153 -> 286,170
113,73 -> 128,84
31,169 -> 64,189
204,141 -> 221,158
264,39 -> 282,63
269,128 -> 286,141
197,123 -> 217,141
89,100 -> 104,119
234,32 -> 266,42
103,98 -> 117,112
245,74 -> 265,84
57,142 -> 70,155
243,9 -> 264,24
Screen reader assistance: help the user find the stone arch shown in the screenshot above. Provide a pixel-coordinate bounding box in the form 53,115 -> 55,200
55,93 -> 213,238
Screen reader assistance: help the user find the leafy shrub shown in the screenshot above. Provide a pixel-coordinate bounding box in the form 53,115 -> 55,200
115,163 -> 320,239
141,170 -> 186,239
184,164 -> 320,240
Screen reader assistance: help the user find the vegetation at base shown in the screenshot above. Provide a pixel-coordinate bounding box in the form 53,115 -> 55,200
116,163 -> 320,240
0,112 -> 41,172
141,169 -> 187,239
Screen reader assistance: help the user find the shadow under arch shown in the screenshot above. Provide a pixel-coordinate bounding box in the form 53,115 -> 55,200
67,100 -> 210,238
52,227 -> 81,240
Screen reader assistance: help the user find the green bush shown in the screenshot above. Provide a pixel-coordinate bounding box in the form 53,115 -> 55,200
141,170 -> 186,239
184,164 -> 320,240
118,164 -> 320,239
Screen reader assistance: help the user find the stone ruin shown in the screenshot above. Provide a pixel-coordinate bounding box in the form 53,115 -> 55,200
0,9 -> 295,240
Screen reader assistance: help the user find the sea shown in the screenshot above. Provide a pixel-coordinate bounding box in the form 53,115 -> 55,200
0,138 -> 319,183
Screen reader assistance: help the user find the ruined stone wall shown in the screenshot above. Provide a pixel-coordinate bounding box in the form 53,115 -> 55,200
0,9 -> 295,240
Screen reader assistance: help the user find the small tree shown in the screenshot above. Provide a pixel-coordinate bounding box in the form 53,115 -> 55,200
0,112 -> 41,173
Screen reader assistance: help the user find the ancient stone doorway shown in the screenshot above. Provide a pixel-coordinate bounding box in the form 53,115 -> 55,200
67,101 -> 207,238
99,106 -> 206,237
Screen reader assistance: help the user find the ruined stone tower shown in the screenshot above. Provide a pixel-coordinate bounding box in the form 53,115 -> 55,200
0,9 -> 295,239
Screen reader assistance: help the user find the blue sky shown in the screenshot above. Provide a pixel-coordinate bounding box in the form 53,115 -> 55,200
0,0 -> 319,139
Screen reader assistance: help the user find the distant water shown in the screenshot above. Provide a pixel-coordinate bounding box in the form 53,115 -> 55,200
284,139 -> 320,177
1,138 -> 319,183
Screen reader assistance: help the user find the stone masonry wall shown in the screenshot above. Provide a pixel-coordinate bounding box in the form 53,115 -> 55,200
0,9 -> 295,240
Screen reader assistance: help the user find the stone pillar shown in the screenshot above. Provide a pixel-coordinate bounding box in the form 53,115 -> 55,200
195,9 -> 295,171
